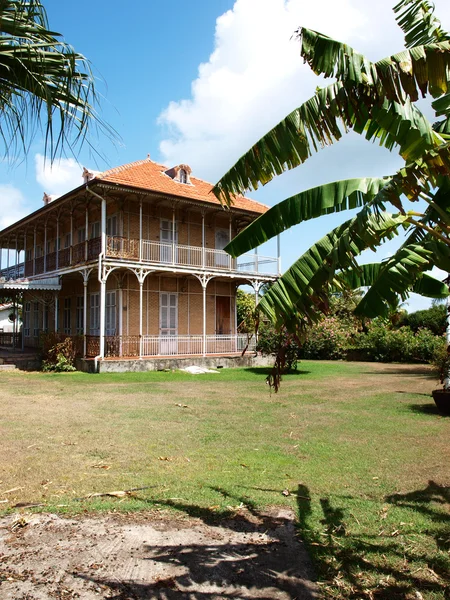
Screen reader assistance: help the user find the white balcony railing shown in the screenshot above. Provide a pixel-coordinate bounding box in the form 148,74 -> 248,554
100,333 -> 256,358
141,334 -> 256,357
138,238 -> 278,275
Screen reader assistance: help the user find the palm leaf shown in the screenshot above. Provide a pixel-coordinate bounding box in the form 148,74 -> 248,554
300,28 -> 450,103
0,0 -> 117,160
226,177 -> 392,257
213,82 -> 438,204
353,242 -> 448,317
257,211 -> 407,326
338,262 -> 448,299
393,0 -> 450,48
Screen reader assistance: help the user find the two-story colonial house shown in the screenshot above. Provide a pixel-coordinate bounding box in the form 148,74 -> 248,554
0,157 -> 279,370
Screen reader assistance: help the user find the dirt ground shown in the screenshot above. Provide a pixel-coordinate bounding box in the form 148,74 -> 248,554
0,507 -> 318,599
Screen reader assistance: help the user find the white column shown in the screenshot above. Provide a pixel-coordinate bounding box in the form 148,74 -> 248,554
99,277 -> 106,358
15,236 -> 18,278
0,244 -> 2,274
277,234 -> 281,275
118,286 -> 123,357
83,279 -> 88,357
6,240 -> 9,277
56,217 -> 59,270
85,206 -> 89,260
33,227 -> 36,275
254,247 -> 258,274
201,212 -> 205,268
139,199 -> 143,262
202,279 -> 207,357
228,217 -> 232,270
101,197 -> 106,256
70,212 -> 73,265
139,280 -> 143,358
172,206 -> 176,266
23,232 -> 27,277
44,223 -> 47,273
54,293 -> 58,333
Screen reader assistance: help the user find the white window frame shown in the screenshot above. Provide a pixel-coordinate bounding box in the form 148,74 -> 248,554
90,221 -> 100,239
106,214 -> 118,237
33,301 -> 40,337
159,292 -> 178,335
24,302 -> 31,337
77,227 -> 86,244
76,296 -> 84,335
63,297 -> 71,334
89,293 -> 100,335
105,291 -> 116,336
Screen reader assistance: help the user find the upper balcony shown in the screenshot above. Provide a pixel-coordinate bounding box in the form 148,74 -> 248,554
2,235 -> 279,280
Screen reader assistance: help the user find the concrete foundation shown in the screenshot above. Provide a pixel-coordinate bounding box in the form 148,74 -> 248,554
76,353 -> 274,373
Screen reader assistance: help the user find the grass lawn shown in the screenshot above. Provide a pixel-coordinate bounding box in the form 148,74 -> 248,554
0,361 -> 449,598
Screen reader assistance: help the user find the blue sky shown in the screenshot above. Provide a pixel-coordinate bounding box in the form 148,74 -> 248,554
1,0 -> 450,311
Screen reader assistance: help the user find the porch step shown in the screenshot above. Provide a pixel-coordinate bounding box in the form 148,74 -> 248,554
0,364 -> 17,371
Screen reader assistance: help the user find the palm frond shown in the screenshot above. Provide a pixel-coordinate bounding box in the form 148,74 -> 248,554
393,0 -> 450,48
257,211 -> 407,326
338,261 -> 448,299
226,177 -> 392,257
0,0 -> 117,160
213,82 -> 438,204
300,28 -> 450,103
353,243 -> 444,317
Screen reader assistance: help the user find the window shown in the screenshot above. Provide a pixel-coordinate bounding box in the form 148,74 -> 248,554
35,246 -> 42,258
107,215 -> 118,237
77,228 -> 86,244
23,302 -> 30,337
46,240 -> 52,254
33,302 -> 40,337
179,168 -> 187,184
64,233 -> 71,249
90,293 -> 100,335
76,296 -> 84,335
44,305 -> 50,333
26,249 -> 32,262
63,298 -> 71,334
105,291 -> 116,336
90,221 -> 100,239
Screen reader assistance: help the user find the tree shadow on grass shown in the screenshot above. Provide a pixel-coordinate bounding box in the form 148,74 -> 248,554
406,402 -> 450,417
74,486 -> 318,599
295,482 -> 450,599
244,367 -> 311,377
360,366 -> 436,378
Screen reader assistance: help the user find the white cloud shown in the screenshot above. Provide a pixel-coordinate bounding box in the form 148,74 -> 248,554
158,0 -> 450,182
34,154 -> 84,198
0,184 -> 30,229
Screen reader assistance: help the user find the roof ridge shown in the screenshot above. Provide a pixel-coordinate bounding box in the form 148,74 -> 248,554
98,158 -> 155,179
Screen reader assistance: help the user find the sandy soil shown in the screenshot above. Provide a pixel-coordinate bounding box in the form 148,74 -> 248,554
0,507 -> 318,599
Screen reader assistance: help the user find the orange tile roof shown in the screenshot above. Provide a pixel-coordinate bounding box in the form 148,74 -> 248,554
97,158 -> 268,215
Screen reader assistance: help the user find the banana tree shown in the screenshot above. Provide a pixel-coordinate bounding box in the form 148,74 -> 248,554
213,0 -> 450,374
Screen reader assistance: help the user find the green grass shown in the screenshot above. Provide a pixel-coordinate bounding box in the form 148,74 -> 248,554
0,361 -> 449,598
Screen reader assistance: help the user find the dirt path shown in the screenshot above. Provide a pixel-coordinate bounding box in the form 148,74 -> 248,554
0,508 -> 318,599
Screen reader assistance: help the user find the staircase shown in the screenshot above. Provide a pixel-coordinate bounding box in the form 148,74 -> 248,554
0,349 -> 40,371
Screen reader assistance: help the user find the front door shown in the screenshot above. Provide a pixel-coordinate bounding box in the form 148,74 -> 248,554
216,296 -> 231,335
160,292 -> 178,354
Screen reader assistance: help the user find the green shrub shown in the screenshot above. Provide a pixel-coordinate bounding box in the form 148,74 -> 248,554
352,323 -> 444,363
397,305 -> 447,336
